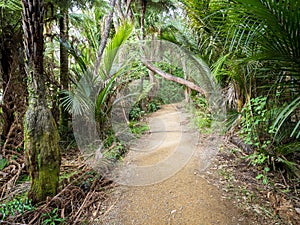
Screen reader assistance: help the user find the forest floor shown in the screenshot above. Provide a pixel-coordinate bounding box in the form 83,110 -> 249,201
98,104 -> 299,225
2,103 -> 298,224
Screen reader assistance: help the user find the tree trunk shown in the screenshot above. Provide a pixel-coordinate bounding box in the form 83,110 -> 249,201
24,106 -> 60,203
21,0 -> 60,204
148,34 -> 157,100
140,0 -> 147,39
59,10 -> 69,131
143,61 -> 206,96
182,57 -> 191,103
94,0 -> 117,75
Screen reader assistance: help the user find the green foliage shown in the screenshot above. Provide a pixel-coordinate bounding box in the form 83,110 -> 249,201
0,197 -> 34,220
0,0 -> 21,11
272,95 -> 300,139
157,77 -> 185,104
103,130 -> 117,148
179,0 -> 227,63
102,22 -> 133,77
61,21 -> 133,118
16,174 -> 30,184
152,62 -> 185,104
154,62 -> 185,79
193,112 -> 212,132
255,170 -> 269,185
102,142 -> 126,161
101,131 -> 126,162
245,152 -> 270,184
129,98 -> 161,121
129,121 -> 150,137
190,96 -> 212,133
240,96 -> 273,151
240,96 -> 300,178
0,158 -> 8,170
129,104 -> 145,121
41,208 -> 65,225
94,72 -> 120,124
147,99 -> 161,112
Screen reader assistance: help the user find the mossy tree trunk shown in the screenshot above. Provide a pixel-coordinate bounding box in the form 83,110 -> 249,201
21,0 -> 61,204
24,106 -> 60,203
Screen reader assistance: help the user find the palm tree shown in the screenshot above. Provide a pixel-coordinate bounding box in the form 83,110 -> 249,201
180,0 -> 299,171
21,0 -> 60,203
230,0 -> 300,140
56,0 -> 98,131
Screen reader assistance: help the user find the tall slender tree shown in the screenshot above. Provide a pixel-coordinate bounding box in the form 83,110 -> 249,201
21,0 -> 60,203
59,2 -> 70,131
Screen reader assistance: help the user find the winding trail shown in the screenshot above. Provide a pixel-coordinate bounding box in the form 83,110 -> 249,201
100,104 -> 249,225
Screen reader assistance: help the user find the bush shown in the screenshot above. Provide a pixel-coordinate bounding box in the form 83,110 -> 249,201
240,96 -> 300,178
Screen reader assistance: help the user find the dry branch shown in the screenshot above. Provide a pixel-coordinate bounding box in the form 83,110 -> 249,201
143,61 -> 206,95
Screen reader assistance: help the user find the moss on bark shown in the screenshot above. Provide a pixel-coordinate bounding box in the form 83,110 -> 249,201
24,104 -> 60,204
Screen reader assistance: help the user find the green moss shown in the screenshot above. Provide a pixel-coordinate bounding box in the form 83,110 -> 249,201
24,105 -> 61,204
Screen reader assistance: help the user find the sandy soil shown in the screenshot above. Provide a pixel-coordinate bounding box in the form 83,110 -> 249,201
99,104 -> 253,225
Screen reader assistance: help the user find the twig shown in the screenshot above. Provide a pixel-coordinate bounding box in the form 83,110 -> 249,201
279,169 -> 289,188
73,190 -> 95,223
28,170 -> 90,224
99,197 -> 120,219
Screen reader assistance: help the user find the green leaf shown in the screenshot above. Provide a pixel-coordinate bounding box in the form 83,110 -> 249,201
0,0 -> 21,11
273,95 -> 300,139
256,174 -> 263,180
103,22 -> 133,77
0,158 -> 8,170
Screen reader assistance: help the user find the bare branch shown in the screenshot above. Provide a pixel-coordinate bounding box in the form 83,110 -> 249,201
143,61 -> 206,96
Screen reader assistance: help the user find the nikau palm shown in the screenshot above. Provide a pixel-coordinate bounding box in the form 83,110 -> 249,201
179,0 -> 299,177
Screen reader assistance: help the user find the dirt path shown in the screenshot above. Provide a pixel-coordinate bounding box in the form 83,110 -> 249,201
100,104 -> 251,225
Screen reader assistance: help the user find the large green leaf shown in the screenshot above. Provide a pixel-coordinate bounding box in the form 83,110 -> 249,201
233,0 -> 300,63
273,95 -> 300,139
0,0 -> 21,11
103,22 -> 133,77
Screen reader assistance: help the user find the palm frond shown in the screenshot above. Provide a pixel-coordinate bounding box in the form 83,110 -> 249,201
233,0 -> 300,62
273,95 -> 300,139
211,53 -> 230,82
102,22 -> 133,77
0,0 -> 21,11
61,78 -> 94,116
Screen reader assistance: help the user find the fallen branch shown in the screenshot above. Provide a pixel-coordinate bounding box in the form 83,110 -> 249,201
143,61 -> 206,96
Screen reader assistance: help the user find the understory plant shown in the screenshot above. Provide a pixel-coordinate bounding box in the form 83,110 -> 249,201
240,96 -> 300,180
0,197 -> 34,220
41,208 -> 65,225
190,95 -> 212,133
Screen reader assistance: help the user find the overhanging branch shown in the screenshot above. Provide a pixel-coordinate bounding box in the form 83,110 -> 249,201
143,61 -> 206,96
